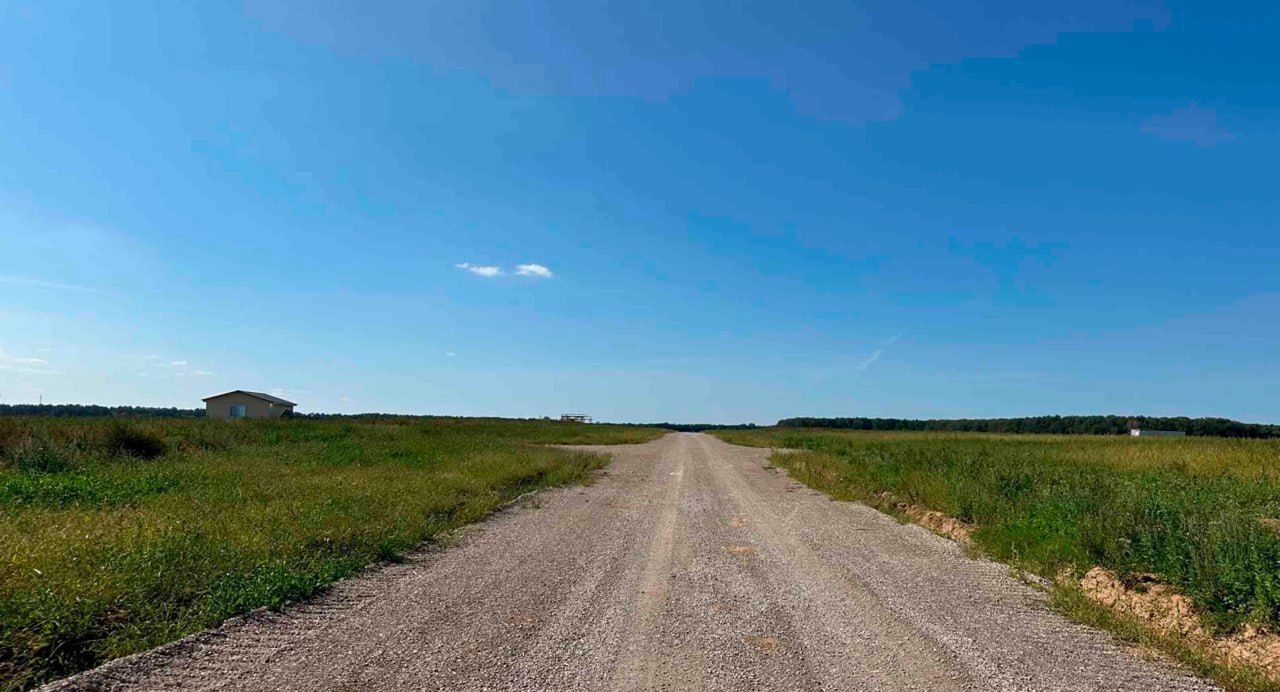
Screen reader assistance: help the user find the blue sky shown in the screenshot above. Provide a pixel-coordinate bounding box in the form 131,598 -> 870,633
1,2 -> 1277,424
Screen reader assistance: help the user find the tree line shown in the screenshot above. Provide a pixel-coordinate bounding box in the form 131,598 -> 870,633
651,423 -> 760,432
0,404 -> 204,418
775,415 -> 1280,438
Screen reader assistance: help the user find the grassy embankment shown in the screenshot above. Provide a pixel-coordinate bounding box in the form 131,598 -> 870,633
0,416 -> 664,690
713,428 -> 1280,691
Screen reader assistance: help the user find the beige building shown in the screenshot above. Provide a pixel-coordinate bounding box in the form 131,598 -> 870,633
203,390 -> 297,419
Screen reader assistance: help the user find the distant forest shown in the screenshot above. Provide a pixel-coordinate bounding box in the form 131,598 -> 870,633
650,423 -> 760,432
0,406 -> 761,432
0,404 -> 204,418
776,416 -> 1280,438
4,405 -> 1274,438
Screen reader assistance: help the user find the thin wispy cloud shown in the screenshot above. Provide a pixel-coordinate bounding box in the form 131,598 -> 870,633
446,351 -> 457,357
515,263 -> 554,278
455,263 -> 503,278
174,370 -> 214,378
0,348 -> 49,366
0,364 -> 62,375
1140,104 -> 1235,147
0,275 -> 101,292
857,333 -> 903,372
147,357 -> 213,378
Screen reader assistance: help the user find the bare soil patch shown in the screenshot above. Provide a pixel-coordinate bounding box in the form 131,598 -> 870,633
874,491 -> 975,543
1080,567 -> 1280,679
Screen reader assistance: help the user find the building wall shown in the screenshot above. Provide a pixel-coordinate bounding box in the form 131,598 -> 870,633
205,392 -> 293,419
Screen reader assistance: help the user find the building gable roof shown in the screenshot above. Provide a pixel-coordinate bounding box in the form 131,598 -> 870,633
202,390 -> 297,406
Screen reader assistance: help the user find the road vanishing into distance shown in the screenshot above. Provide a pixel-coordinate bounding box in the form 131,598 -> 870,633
48,433 -> 1216,691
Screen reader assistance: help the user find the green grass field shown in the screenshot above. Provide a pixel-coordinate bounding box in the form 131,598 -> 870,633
712,428 -> 1280,633
0,416 -> 664,690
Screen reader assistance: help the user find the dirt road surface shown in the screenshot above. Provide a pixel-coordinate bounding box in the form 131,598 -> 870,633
46,433 -> 1216,691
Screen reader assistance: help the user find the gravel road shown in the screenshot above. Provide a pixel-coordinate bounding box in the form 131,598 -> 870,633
46,433 -> 1216,691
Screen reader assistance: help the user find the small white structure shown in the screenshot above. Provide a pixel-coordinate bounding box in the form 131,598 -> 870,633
1130,429 -> 1186,438
560,413 -> 592,423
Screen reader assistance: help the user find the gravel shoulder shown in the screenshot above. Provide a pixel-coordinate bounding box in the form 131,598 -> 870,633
43,433 -> 1217,691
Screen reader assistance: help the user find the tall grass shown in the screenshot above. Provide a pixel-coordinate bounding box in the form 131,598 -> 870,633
0,417 -> 664,690
713,429 -> 1280,633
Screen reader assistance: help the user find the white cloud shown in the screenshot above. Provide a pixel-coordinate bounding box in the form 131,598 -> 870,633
456,262 -> 555,279
455,262 -> 503,278
446,351 -> 457,357
515,263 -> 554,278
170,360 -> 188,366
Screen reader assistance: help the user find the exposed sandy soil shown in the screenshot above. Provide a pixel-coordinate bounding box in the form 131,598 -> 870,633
1080,567 -> 1280,677
873,490 -> 976,543
43,433 -> 1216,691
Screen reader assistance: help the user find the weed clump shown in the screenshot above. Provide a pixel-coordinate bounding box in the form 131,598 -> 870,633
0,418 -> 27,457
104,423 -> 166,460
12,435 -> 74,474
